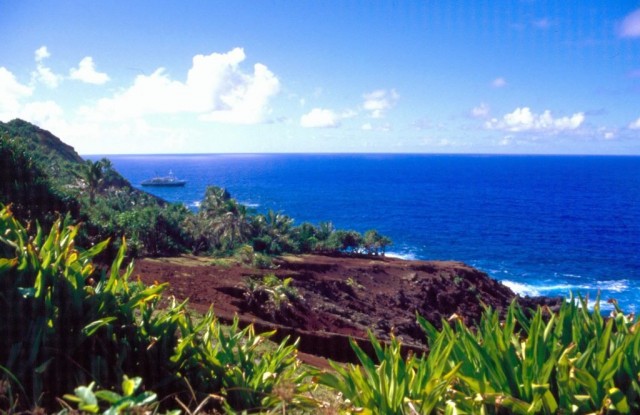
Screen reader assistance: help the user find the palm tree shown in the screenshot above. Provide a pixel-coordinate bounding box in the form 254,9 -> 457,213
263,210 -> 294,254
211,203 -> 253,251
77,159 -> 109,203
200,186 -> 232,216
316,221 -> 335,242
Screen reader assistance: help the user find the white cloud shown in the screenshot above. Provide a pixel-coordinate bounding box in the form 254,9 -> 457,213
201,61 -> 280,124
362,89 -> 399,118
34,46 -> 50,62
19,100 -> 64,126
361,123 -> 373,131
492,77 -> 507,88
300,108 -> 340,128
0,67 -> 33,119
471,102 -> 490,118
486,107 -> 585,132
31,46 -> 62,88
79,48 -> 280,124
69,57 -> 110,84
629,117 -> 640,130
619,8 -> 640,38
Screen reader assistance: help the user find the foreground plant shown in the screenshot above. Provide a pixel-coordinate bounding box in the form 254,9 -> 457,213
173,314 -> 315,413
0,204 -> 314,413
316,330 -> 459,415
61,375 -> 164,415
0,204 -> 181,409
420,297 -> 640,414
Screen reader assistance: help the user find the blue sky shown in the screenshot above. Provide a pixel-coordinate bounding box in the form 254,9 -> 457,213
1,1 -> 640,154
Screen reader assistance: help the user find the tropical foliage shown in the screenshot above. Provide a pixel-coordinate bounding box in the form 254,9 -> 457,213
2,203 -> 640,414
0,120 -> 192,258
1,120 -> 393,260
316,297 -> 640,414
185,185 -> 392,258
0,205 -> 311,413
244,273 -> 302,319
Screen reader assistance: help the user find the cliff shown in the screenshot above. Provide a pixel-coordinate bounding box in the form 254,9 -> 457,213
134,253 -> 561,365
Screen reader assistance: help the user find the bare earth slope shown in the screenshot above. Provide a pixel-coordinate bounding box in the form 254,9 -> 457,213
134,254 -> 559,365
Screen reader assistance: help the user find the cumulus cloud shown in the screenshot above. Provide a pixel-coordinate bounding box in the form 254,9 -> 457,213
0,67 -> 33,119
31,46 -> 62,88
485,107 -> 585,132
80,48 -> 279,124
35,46 -> 50,62
69,57 -> 110,84
492,77 -> 507,88
629,117 -> 640,130
362,89 -> 399,118
471,102 -> 490,118
619,8 -> 640,38
19,101 -> 64,126
300,108 -> 340,128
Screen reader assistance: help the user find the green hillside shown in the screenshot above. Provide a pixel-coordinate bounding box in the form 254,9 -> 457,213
0,119 -> 190,257
0,119 -> 391,260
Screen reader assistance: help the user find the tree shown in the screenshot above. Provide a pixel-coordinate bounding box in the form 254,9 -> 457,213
328,230 -> 362,253
252,210 -> 295,254
211,203 -> 253,252
77,158 -> 112,203
363,229 -> 392,256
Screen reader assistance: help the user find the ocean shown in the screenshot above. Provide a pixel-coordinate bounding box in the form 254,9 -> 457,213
88,154 -> 640,312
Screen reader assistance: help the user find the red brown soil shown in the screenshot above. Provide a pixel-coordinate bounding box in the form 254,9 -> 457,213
134,253 -> 559,367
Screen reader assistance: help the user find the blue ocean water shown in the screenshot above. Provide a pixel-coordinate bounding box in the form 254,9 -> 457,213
89,154 -> 640,312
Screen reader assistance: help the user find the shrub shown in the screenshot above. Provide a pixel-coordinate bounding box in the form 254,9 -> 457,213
419,297 -> 640,414
316,330 -> 459,414
0,204 -> 313,413
244,274 -> 301,318
0,205 -> 181,410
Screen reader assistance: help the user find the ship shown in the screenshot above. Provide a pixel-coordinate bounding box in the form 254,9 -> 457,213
141,171 -> 187,187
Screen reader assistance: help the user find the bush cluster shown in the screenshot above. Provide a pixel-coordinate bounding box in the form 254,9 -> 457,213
184,185 -> 392,258
0,206 -> 312,414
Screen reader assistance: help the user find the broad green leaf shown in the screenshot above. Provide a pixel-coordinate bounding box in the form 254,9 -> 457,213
82,317 -> 117,336
121,375 -> 141,397
94,390 -> 122,404
607,387 -> 630,413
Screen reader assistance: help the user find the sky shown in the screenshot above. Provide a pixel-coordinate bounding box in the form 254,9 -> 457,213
1,1 -> 640,155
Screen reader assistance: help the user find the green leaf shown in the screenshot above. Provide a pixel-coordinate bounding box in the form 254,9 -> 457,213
597,342 -> 626,383
607,387 -> 630,413
73,383 -> 99,413
0,257 -> 17,271
80,238 -> 110,261
121,375 -> 141,397
94,390 -> 122,404
82,317 -> 117,336
573,367 -> 598,399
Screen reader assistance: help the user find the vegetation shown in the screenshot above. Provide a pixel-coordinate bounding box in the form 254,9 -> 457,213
2,204 -> 640,414
0,205 -> 311,413
244,274 -> 302,318
1,119 -> 391,260
0,120 -> 191,258
316,297 -> 640,414
184,185 -> 392,258
6,119 -> 640,414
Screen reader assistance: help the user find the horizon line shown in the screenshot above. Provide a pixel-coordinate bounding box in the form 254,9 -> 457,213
81,151 -> 640,157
